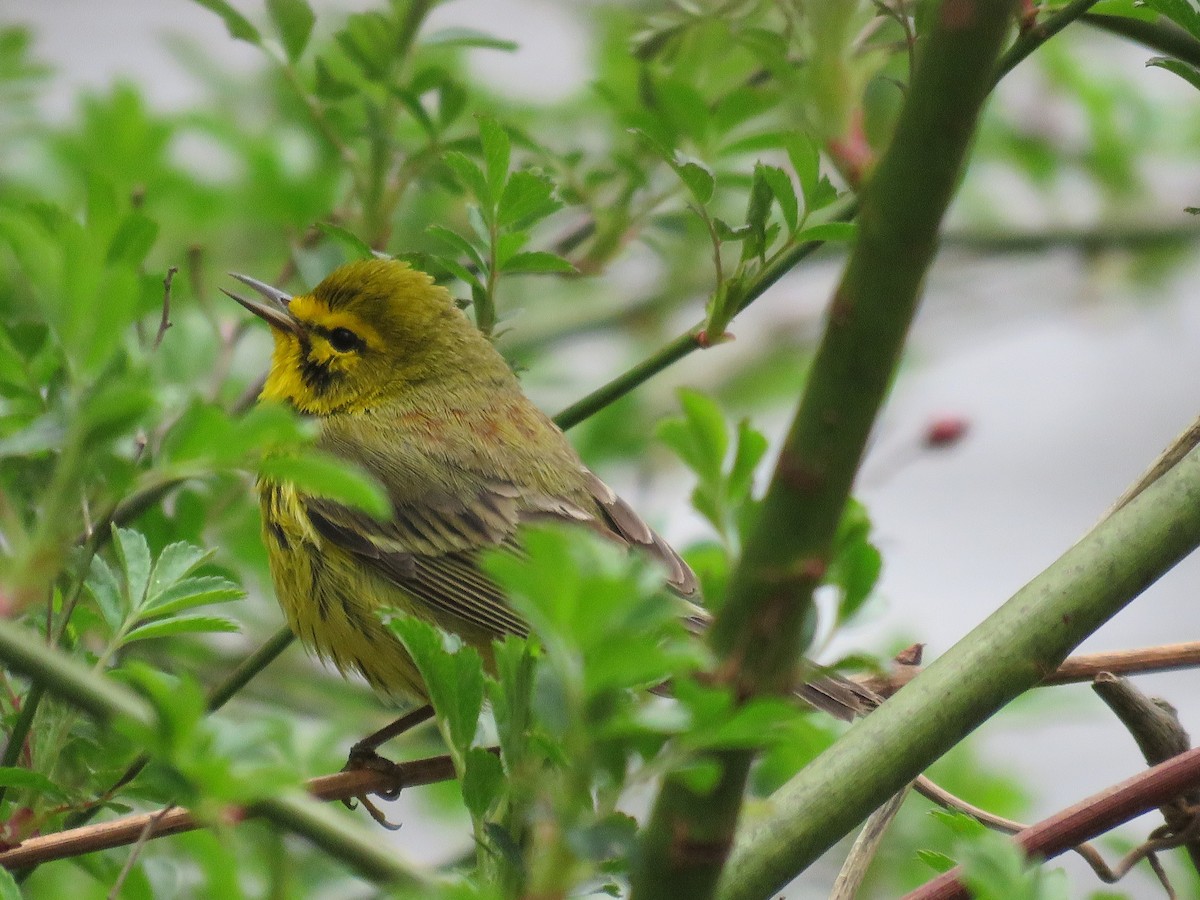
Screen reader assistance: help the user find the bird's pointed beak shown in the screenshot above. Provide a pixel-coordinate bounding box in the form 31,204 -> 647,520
222,273 -> 301,336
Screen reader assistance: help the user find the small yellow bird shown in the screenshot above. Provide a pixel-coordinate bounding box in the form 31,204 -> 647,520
225,258 -> 698,707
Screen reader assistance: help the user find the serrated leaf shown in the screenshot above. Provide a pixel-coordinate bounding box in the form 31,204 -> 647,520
391,617 -> 484,757
315,222 -> 375,260
0,766 -> 68,801
1144,0 -> 1200,38
758,164 -> 799,233
143,575 -> 245,618
461,746 -> 503,820
795,221 -> 857,244
426,224 -> 486,271
478,116 -> 511,200
147,542 -> 213,602
787,135 -> 821,210
500,251 -> 576,275
675,156 -> 714,204
113,526 -> 152,610
422,27 -> 518,51
442,150 -> 493,208
743,165 -> 773,261
267,0 -> 315,62
257,452 -> 389,518
1147,56 -> 1200,91
728,419 -> 768,504
123,615 -> 240,643
497,170 -> 561,229
678,390 -> 728,484
86,555 -> 125,633
191,0 -> 262,45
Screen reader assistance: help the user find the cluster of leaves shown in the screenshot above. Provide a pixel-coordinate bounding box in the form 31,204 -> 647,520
1,0 -> 1197,898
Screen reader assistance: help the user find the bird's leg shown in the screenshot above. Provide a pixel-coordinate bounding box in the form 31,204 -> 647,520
348,704 -> 435,768
343,704 -> 435,825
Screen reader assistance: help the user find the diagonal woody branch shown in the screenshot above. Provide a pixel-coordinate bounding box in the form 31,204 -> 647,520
628,3 -> 1019,899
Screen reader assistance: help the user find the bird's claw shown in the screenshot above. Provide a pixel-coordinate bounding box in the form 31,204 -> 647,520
342,747 -> 406,827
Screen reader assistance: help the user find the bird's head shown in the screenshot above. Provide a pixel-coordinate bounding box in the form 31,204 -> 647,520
225,258 -> 489,416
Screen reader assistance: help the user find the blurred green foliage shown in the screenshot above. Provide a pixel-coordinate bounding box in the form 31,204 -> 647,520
0,0 -> 1198,897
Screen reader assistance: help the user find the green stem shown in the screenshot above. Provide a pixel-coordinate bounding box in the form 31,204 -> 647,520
551,202 -> 856,431
1083,12 -> 1200,69
628,3 -> 1017,898
993,0 -> 1103,84
719,441 -> 1200,900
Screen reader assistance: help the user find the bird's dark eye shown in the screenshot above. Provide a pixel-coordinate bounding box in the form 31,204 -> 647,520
328,327 -> 362,353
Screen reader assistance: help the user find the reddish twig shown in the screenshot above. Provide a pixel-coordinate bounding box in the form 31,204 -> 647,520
0,754 -> 457,871
903,746 -> 1200,900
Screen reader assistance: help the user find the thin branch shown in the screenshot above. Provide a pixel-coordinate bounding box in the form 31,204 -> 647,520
992,0 -> 1103,84
903,746 -> 1200,900
552,201 -> 856,431
1084,12 -> 1200,70
0,756 -> 457,872
153,267 -> 177,350
1046,642 -> 1200,684
830,784 -> 913,900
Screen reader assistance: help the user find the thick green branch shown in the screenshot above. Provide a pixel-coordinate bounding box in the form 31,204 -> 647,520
627,4 -> 1017,899
720,442 -> 1200,900
1084,12 -> 1200,70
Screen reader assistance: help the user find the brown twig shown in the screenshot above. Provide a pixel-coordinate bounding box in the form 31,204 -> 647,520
153,267 -> 178,350
903,746 -> 1200,900
0,754 -> 457,871
861,641 -> 1200,697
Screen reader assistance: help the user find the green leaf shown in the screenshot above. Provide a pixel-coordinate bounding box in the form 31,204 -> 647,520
787,135 -> 821,211
728,419 -> 768,505
917,849 -> 957,873
500,251 -> 576,275
113,526 -> 153,610
460,746 -> 503,820
426,224 -> 487,271
335,11 -> 394,79
443,150 -> 493,208
0,865 -> 19,900
267,0 -> 315,62
757,164 -> 799,234
147,542 -> 213,601
315,222 -> 375,260
86,555 -> 125,634
123,615 -> 240,643
795,221 -> 857,244
190,0 -> 262,45
1147,56 -> 1200,91
497,170 -> 561,229
314,56 -> 357,99
107,212 -> 158,266
675,155 -> 715,205
257,452 -> 389,518
422,27 -> 518,51
678,390 -> 728,484
142,575 -> 245,618
0,766 -> 68,800
390,617 -> 484,758
478,116 -> 511,201
1144,0 -> 1200,39
743,165 -> 773,260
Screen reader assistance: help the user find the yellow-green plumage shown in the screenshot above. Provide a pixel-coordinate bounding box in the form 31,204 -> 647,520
235,259 -> 696,701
